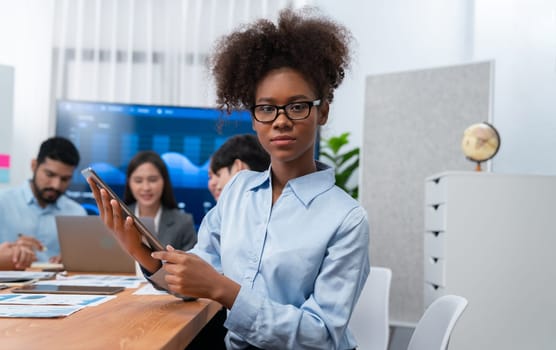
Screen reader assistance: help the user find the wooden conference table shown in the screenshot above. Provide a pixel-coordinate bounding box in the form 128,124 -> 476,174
0,279 -> 222,350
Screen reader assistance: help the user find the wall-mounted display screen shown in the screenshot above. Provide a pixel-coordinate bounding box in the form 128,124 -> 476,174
56,100 -> 255,226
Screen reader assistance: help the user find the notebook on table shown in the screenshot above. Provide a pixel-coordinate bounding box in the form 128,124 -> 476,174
55,216 -> 138,274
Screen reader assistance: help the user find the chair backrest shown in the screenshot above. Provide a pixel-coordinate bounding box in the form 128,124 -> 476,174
406,295 -> 468,350
349,266 -> 392,350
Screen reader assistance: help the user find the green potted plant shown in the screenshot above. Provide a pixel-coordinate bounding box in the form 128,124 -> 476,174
319,132 -> 360,199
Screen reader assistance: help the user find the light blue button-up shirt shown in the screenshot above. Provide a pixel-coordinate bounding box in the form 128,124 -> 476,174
190,162 -> 370,349
0,181 -> 87,261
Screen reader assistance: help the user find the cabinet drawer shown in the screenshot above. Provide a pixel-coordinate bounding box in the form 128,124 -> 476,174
424,282 -> 445,308
424,231 -> 445,258
424,204 -> 446,231
424,256 -> 445,286
425,177 -> 446,205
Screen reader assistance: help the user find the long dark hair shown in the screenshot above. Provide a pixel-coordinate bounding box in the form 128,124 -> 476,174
123,151 -> 178,209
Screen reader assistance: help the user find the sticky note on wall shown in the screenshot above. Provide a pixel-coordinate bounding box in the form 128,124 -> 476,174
0,154 -> 10,183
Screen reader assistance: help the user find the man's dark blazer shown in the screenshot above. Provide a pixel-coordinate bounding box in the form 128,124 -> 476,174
129,203 -> 197,251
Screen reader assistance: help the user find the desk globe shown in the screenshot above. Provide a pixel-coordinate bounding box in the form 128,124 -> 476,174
461,122 -> 500,171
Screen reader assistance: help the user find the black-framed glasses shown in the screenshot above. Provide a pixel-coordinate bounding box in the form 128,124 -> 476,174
251,99 -> 321,123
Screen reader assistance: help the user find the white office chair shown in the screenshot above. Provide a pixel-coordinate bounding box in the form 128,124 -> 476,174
350,266 -> 392,350
406,295 -> 468,350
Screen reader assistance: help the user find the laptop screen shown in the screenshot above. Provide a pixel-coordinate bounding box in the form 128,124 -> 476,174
56,215 -> 136,274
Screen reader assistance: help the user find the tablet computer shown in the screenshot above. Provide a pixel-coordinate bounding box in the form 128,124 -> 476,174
81,167 -> 165,251
12,284 -> 124,295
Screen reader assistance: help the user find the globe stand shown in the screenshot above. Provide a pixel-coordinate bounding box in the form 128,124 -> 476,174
475,162 -> 483,172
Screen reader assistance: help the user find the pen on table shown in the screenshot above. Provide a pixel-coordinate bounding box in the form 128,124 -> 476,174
17,233 -> 47,252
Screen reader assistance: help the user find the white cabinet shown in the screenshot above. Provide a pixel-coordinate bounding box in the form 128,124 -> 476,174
423,171 -> 556,350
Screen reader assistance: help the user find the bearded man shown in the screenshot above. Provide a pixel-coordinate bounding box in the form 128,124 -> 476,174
0,137 -> 86,265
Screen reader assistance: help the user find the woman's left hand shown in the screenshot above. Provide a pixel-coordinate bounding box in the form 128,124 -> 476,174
152,246 -> 240,309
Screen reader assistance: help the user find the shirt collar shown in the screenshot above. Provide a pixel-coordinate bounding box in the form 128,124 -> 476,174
246,161 -> 336,207
23,180 -> 36,205
246,168 -> 271,191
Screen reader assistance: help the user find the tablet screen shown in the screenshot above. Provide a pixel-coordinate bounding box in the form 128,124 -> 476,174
81,167 -> 165,251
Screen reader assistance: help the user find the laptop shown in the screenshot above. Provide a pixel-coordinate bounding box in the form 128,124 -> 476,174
56,215 -> 136,273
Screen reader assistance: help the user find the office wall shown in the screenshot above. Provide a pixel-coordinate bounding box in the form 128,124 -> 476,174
0,0 -> 55,186
474,0 -> 556,174
0,65 -> 14,187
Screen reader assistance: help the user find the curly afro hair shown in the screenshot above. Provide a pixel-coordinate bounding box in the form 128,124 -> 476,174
210,7 -> 353,112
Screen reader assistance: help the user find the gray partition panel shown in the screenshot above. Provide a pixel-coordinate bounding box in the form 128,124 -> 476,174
360,61 -> 492,322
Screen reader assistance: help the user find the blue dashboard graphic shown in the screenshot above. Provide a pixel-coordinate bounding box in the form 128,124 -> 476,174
56,100 -> 255,227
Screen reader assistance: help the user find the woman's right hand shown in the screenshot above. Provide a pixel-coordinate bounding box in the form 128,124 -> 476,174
86,177 -> 161,272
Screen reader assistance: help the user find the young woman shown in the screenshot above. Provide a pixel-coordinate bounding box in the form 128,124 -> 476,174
89,8 -> 369,349
124,151 -> 196,251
